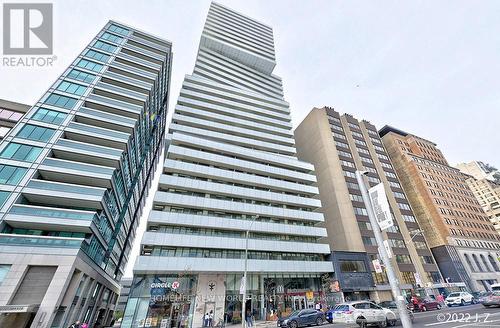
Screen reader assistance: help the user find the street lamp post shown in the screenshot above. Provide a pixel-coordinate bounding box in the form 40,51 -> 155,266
355,171 -> 413,328
242,215 -> 259,328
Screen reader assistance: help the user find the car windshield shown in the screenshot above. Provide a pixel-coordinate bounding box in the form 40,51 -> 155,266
447,293 -> 460,297
289,311 -> 301,317
333,305 -> 349,311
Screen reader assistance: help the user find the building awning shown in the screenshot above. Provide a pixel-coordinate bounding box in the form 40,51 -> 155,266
0,304 -> 39,313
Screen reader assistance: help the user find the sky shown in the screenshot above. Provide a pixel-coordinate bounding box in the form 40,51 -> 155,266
1,0 -> 499,276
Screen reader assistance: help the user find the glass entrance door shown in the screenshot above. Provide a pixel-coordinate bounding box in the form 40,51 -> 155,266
292,296 -> 306,311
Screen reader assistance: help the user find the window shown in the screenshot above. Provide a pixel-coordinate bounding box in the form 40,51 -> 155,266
0,143 -> 42,162
85,49 -> 110,62
358,221 -> 372,230
362,236 -> 376,245
343,171 -> 356,178
101,32 -> 123,43
76,59 -> 103,72
488,255 -> 499,272
401,272 -> 416,284
32,108 -> 67,125
333,132 -> 346,140
402,215 -> 416,222
45,94 -> 77,109
338,150 -> 352,158
108,24 -> 129,36
388,239 -> 406,248
398,203 -> 411,211
396,255 -> 412,264
0,165 -> 27,185
0,108 -> 23,121
340,160 -> 355,168
94,40 -> 117,53
354,207 -> 368,216
0,191 -> 9,207
67,69 -> 95,83
17,124 -> 54,142
350,194 -> 364,202
420,256 -> 434,264
393,192 -> 406,199
0,265 -> 10,286
413,241 -> 427,249
56,81 -> 87,96
340,260 -> 367,272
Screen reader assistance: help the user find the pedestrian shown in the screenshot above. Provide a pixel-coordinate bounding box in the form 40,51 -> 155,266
209,310 -> 214,327
245,309 -> 253,327
68,321 -> 81,328
204,312 -> 209,327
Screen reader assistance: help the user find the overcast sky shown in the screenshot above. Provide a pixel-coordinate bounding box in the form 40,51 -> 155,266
1,0 -> 499,276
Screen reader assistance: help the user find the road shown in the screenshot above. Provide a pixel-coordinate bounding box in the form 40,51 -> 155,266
320,304 -> 500,328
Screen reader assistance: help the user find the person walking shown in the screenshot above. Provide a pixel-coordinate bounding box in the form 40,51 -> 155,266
204,313 -> 209,327
209,310 -> 214,327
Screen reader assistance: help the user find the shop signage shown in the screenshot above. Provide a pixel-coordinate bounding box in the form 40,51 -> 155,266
305,291 -> 314,300
368,183 -> 394,230
372,259 -> 383,273
150,281 -> 180,290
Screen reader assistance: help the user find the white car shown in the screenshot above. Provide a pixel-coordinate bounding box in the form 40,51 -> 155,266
445,292 -> 474,306
330,301 -> 387,327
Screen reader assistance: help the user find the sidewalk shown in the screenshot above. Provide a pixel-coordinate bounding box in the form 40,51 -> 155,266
217,320 -> 277,328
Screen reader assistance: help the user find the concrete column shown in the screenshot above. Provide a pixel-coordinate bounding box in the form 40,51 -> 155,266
30,264 -> 74,328
0,263 -> 28,305
193,274 -> 226,328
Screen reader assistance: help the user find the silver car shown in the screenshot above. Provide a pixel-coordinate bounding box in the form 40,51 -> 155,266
482,291 -> 500,307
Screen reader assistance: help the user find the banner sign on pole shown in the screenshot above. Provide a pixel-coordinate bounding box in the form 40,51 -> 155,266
368,183 -> 394,230
372,259 -> 383,273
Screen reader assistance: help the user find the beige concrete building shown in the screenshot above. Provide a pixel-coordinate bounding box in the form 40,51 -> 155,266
380,126 -> 500,292
456,161 -> 500,183
460,176 -> 500,235
294,107 -> 442,302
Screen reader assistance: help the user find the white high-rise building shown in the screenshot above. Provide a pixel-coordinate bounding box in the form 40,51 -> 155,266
124,2 -> 332,327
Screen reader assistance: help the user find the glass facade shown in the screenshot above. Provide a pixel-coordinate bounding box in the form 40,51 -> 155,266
0,21 -> 172,328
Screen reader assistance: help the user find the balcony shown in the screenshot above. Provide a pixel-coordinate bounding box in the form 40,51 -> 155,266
22,179 -> 106,209
38,157 -> 114,188
52,138 -> 122,168
75,106 -> 136,133
64,121 -> 130,150
4,204 -> 95,232
0,233 -> 83,249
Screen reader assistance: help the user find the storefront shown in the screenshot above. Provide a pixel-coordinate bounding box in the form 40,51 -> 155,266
121,275 -> 197,328
122,274 -> 325,328
223,273 -> 324,323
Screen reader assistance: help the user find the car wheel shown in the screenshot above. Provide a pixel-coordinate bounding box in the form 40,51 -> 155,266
357,317 -> 367,328
460,299 -> 465,306
386,319 -> 397,326
378,319 -> 387,328
315,317 -> 323,326
421,306 -> 427,312
289,320 -> 298,328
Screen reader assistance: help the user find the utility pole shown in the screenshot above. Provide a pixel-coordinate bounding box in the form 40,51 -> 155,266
241,215 -> 258,328
356,171 -> 413,328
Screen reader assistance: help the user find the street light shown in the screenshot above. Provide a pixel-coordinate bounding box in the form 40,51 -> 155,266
241,215 -> 259,328
355,171 -> 412,328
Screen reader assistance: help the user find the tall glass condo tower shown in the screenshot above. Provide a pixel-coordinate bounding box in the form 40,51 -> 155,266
0,21 -> 171,328
125,3 -> 333,328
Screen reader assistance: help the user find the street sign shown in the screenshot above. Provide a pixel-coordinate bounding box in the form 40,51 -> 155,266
368,183 -> 394,230
372,259 -> 383,273
382,240 -> 393,258
239,277 -> 246,294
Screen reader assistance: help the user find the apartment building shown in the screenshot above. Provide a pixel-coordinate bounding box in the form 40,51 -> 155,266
123,3 -> 333,327
0,22 -> 171,328
295,107 -> 443,302
456,161 -> 500,183
380,126 -> 500,292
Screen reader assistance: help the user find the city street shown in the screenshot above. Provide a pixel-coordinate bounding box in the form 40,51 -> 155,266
319,304 -> 500,328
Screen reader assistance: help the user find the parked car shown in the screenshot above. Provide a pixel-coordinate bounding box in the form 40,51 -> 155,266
478,291 -> 493,304
411,298 -> 442,312
482,291 -> 500,307
328,301 -> 387,327
445,292 -> 474,306
277,309 -> 324,328
377,301 -> 414,326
